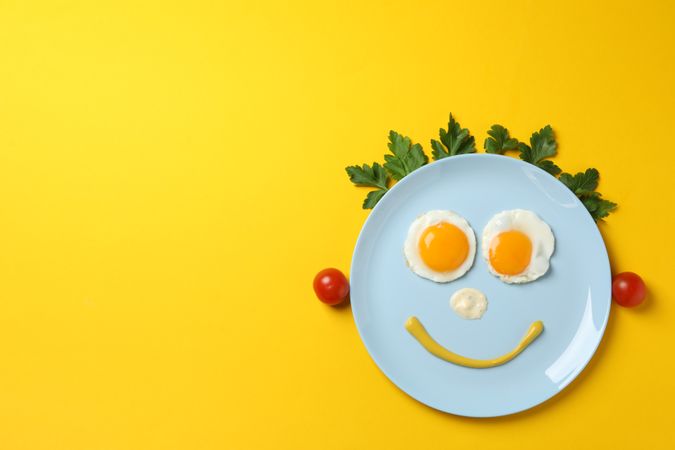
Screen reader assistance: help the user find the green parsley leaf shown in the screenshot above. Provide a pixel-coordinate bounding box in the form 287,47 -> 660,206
559,168 -> 599,195
431,113 -> 476,160
383,130 -> 428,181
345,162 -> 388,189
345,132 -> 428,209
362,189 -> 387,209
581,192 -> 618,221
536,160 -> 562,176
518,125 -> 561,175
345,162 -> 389,209
484,124 -> 519,154
559,168 -> 616,220
528,125 -> 557,159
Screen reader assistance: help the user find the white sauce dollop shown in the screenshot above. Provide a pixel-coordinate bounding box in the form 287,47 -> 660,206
450,288 -> 488,320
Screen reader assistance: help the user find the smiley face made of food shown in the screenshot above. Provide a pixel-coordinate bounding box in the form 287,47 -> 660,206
403,209 -> 554,368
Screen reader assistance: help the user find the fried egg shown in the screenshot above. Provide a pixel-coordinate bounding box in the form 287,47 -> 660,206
404,210 -> 476,283
482,209 -> 555,284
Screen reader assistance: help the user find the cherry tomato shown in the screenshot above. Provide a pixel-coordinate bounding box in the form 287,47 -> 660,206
313,268 -> 350,305
612,272 -> 646,307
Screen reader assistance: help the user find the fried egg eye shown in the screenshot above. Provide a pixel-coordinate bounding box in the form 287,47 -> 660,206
404,210 -> 476,283
488,230 -> 532,275
482,209 -> 555,284
418,222 -> 469,272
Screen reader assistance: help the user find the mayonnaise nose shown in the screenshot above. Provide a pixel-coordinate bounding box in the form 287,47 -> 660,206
450,287 -> 488,320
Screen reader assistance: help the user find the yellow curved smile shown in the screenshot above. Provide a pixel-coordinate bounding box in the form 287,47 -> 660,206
405,317 -> 544,368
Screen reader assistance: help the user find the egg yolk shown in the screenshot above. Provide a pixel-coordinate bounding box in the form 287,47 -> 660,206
489,230 -> 532,275
418,222 -> 469,272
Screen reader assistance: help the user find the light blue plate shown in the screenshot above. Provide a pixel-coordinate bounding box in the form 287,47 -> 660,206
350,154 -> 611,417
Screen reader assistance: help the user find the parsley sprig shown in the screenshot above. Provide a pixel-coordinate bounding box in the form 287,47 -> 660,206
517,125 -> 562,176
346,114 -> 617,221
483,124 -> 616,220
559,169 -> 617,220
384,131 -> 428,181
345,131 -> 427,209
345,163 -> 389,209
430,113 -> 476,160
484,125 -> 519,154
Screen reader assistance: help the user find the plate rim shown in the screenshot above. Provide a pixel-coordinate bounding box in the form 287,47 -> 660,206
349,153 -> 612,418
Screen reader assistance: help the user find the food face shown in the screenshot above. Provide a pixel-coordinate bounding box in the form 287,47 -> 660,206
403,209 -> 555,368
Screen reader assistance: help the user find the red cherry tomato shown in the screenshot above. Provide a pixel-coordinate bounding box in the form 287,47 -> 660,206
313,268 -> 350,305
612,272 -> 646,307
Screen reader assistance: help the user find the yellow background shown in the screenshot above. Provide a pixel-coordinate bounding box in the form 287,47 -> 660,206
0,0 -> 673,448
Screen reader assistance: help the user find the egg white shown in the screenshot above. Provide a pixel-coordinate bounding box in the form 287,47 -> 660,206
482,209 -> 555,284
404,210 -> 476,283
